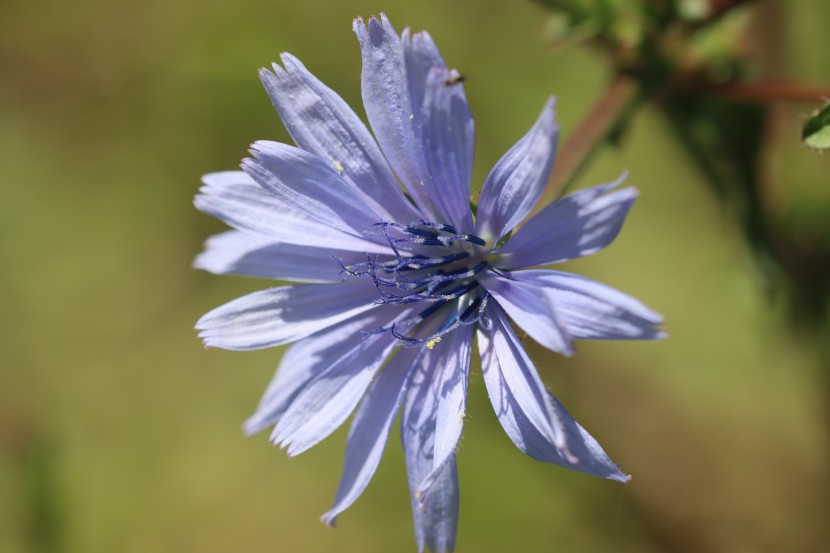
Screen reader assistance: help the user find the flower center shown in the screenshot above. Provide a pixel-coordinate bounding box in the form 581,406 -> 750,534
338,220 -> 491,347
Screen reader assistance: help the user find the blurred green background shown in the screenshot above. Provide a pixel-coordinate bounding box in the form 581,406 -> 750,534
2,0 -> 830,552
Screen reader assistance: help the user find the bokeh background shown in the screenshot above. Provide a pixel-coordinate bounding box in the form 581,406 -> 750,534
2,0 -> 830,552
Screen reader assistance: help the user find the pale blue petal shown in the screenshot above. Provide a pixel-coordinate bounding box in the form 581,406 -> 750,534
419,459 -> 459,553
243,308 -> 402,435
194,230 -> 386,283
506,270 -> 665,340
259,54 -> 419,223
320,347 -> 423,526
478,270 -> 575,356
243,344 -> 328,437
477,304 -> 628,481
401,27 -> 445,122
196,281 -> 380,350
420,67 -> 475,233
271,312 -> 411,456
496,174 -> 637,268
401,28 -> 474,232
243,141 -> 382,238
477,303 -> 566,451
353,15 -> 442,221
416,324 -> 473,498
475,99 -> 558,243
545,393 -> 631,482
195,171 -> 388,253
402,352 -> 460,553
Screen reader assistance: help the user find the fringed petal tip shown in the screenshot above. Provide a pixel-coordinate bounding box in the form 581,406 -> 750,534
375,12 -> 392,28
195,333 -> 212,348
193,314 -> 215,336
617,168 -> 630,182
542,95 -> 557,119
320,513 -> 337,528
353,12 -> 390,32
245,141 -> 267,159
242,416 -> 266,438
615,471 -> 632,484
645,308 -> 668,337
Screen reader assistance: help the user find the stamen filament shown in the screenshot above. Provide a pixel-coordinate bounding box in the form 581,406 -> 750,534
351,219 -> 492,347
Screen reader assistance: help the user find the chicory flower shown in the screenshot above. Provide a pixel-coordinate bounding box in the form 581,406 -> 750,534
195,13 -> 663,553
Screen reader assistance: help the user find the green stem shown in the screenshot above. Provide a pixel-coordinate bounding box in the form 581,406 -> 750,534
530,73 -> 641,218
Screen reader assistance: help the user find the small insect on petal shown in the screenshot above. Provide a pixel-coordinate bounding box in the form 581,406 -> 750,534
444,71 -> 466,86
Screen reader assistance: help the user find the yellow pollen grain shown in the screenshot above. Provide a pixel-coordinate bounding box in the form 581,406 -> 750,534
332,161 -> 344,174
425,336 -> 441,350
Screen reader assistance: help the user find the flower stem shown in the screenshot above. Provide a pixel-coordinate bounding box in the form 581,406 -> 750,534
697,0 -> 760,24
531,73 -> 640,216
712,79 -> 830,104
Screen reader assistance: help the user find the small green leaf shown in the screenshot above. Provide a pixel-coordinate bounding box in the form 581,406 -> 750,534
802,101 -> 830,150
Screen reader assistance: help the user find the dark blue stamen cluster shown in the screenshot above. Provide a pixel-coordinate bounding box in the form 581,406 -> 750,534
363,294 -> 490,348
370,221 -> 486,255
340,221 -> 491,348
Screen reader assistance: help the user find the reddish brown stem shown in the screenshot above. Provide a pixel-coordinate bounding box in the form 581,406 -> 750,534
713,80 -> 830,104
706,0 -> 758,20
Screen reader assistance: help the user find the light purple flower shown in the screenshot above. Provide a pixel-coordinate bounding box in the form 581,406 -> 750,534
195,14 -> 664,553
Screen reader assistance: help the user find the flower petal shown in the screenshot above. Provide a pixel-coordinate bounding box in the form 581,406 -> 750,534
506,270 -> 665,340
195,281 -> 380,351
418,459 -> 459,553
475,98 -> 558,242
416,324 -> 473,498
353,15 -> 443,222
495,174 -> 637,268
477,303 -> 628,481
194,171 -> 388,253
243,141 -> 382,238
476,303 -> 566,450
259,54 -> 419,223
420,67 -> 475,233
545,393 -> 631,481
270,309 -> 411,456
243,308 -> 401,435
401,353 -> 460,553
478,270 -> 574,356
320,346 -> 423,526
401,27 -> 474,232
194,230 -> 387,283
401,27 -> 445,123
